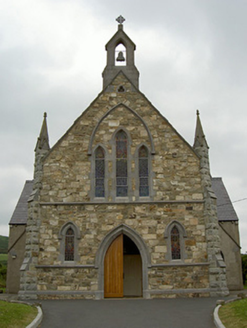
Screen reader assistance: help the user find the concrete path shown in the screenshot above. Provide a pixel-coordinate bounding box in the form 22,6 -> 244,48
39,297 -> 218,328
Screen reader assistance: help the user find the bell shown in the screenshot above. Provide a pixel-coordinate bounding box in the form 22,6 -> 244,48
116,51 -> 125,62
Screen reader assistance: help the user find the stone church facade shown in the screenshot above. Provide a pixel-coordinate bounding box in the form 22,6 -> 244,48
7,19 -> 243,299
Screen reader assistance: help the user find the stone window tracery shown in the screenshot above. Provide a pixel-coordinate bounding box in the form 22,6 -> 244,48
90,124 -> 153,202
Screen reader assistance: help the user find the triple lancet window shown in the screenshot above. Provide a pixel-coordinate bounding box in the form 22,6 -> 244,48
93,130 -> 151,199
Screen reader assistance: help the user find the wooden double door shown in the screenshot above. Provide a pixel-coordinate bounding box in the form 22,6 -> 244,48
104,234 -> 142,298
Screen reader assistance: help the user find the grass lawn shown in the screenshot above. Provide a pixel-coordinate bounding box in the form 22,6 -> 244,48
0,301 -> 38,328
219,299 -> 247,328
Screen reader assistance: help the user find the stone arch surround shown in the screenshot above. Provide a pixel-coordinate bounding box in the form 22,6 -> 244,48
95,224 -> 151,299
88,103 -> 155,156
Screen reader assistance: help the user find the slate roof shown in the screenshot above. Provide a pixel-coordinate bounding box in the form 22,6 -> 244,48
9,178 -> 238,225
9,180 -> 33,225
212,177 -> 238,222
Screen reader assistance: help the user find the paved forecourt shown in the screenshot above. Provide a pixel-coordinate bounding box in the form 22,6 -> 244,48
39,297 -> 218,328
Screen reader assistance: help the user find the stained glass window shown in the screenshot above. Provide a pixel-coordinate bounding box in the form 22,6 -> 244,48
95,146 -> 105,197
139,146 -> 149,196
65,227 -> 74,261
116,130 -> 128,197
171,226 -> 181,259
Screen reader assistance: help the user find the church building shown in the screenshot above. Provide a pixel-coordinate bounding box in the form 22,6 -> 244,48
7,17 -> 243,299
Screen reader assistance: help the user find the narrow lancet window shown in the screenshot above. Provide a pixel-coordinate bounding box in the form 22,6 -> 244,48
65,227 -> 74,261
139,146 -> 149,196
95,146 -> 105,197
116,130 -> 128,197
171,226 -> 181,260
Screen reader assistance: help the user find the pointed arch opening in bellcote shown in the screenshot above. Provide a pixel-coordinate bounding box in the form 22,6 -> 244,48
115,43 -> 126,66
102,17 -> 139,89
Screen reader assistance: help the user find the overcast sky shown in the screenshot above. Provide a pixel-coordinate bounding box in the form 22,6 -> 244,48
1,0 -> 246,253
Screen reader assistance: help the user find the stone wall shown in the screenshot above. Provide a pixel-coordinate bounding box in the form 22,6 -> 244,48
35,202 -> 210,298
219,221 -> 243,290
41,73 -> 203,204
19,73 -> 227,298
38,203 -> 207,265
193,112 -> 228,296
7,225 -> 26,293
148,265 -> 209,293
37,267 -> 98,298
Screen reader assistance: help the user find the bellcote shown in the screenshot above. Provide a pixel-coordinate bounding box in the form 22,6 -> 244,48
102,16 -> 139,89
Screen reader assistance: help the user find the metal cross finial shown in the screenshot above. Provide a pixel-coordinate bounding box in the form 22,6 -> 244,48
116,15 -> 125,24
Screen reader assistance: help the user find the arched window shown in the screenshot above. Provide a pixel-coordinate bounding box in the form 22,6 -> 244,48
171,225 -> 181,260
65,227 -> 74,261
58,222 -> 81,263
139,146 -> 149,197
95,146 -> 105,197
116,130 -> 128,197
164,221 -> 187,262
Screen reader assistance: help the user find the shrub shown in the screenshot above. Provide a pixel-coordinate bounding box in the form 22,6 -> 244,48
241,254 -> 247,285
0,263 -> 7,288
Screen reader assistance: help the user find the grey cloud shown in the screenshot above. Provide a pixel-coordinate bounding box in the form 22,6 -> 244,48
0,0 -> 246,253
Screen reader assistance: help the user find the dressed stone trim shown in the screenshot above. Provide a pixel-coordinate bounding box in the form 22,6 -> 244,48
36,264 -> 95,268
151,262 -> 210,267
87,103 -> 155,155
149,288 -> 212,295
39,200 -> 205,206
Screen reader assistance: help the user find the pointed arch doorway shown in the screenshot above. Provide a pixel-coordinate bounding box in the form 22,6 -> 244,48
104,234 -> 142,298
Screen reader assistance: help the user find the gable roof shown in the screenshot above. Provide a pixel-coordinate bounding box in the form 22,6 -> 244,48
212,177 -> 238,222
9,180 -> 33,225
45,71 -> 199,162
105,25 -> 136,50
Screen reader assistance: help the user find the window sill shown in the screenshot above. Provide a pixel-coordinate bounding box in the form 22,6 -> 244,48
115,197 -> 130,202
64,261 -> 76,265
138,196 -> 151,201
93,197 -> 106,202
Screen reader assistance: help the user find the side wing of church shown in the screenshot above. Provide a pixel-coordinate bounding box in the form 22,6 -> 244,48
7,19 -> 243,299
